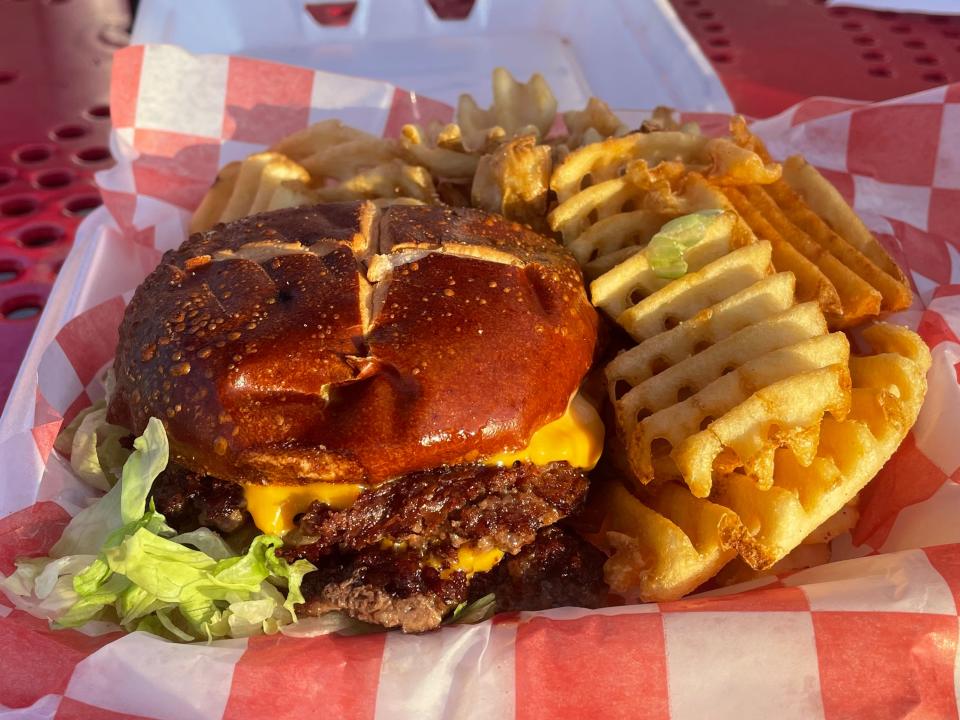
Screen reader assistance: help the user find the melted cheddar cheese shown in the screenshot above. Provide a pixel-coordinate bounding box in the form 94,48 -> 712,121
444,546 -> 505,576
484,393 -> 604,470
244,481 -> 365,536
243,393 -> 604,535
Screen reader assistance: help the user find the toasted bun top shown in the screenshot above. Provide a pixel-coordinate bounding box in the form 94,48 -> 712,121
108,201 -> 598,486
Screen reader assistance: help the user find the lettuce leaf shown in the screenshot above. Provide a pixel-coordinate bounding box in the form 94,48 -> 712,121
1,417 -> 316,642
54,401 -> 132,491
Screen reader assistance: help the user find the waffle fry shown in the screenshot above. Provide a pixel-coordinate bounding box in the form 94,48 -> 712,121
563,97 -> 627,150
723,120 -> 911,326
400,123 -> 479,181
613,240 -> 774,342
189,161 -> 241,234
592,480 -> 741,602
312,160 -> 437,203
548,125 -> 779,280
593,324 -> 928,600
457,67 -> 557,151
269,118 -> 379,162
599,237 -> 855,498
724,184 -> 883,327
589,208 -> 754,320
471,134 -> 552,229
782,156 -> 909,287
189,152 -> 311,232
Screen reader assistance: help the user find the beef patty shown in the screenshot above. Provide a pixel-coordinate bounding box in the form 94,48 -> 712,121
152,460 -> 595,632
150,464 -> 249,534
467,524 -> 608,612
283,461 -> 589,561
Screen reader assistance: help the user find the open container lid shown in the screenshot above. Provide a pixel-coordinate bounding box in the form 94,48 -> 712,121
130,0 -> 734,113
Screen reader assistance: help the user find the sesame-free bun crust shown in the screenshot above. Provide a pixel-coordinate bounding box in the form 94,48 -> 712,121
108,202 -> 598,486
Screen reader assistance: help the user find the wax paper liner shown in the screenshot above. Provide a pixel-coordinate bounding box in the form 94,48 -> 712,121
0,45 -> 958,720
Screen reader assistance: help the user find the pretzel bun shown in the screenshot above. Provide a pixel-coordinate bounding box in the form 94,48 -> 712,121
108,201 -> 598,486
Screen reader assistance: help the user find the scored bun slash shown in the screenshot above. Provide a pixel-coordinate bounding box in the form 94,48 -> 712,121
105,201 -> 604,632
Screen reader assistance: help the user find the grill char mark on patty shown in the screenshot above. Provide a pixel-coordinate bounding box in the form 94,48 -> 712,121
281,460 -> 589,562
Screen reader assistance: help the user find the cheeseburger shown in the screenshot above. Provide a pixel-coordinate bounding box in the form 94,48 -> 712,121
107,201 -> 607,631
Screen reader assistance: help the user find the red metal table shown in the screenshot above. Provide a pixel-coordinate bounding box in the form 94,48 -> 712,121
2,0 -> 960,412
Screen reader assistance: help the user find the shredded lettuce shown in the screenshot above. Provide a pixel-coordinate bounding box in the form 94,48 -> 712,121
646,209 -> 725,279
0,417 -> 315,642
54,401 -> 132,491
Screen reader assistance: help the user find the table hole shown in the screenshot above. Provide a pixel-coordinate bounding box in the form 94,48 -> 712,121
64,194 -> 102,216
853,35 -> 875,46
19,225 -> 65,248
85,104 -> 110,119
923,71 -> 948,83
35,170 -> 74,189
841,21 -> 862,31
1,197 -> 38,217
704,22 -> 725,33
14,145 -> 52,164
890,24 -> 911,34
710,53 -> 732,63
0,168 -> 15,187
0,71 -> 17,85
862,50 -> 885,61
708,37 -> 730,47
914,55 -> 938,66
74,147 -> 111,164
52,124 -> 89,141
0,261 -> 21,284
3,299 -> 43,321
868,66 -> 892,77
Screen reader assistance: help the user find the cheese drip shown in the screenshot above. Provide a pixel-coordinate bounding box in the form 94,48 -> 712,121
243,392 -> 604,535
244,481 -> 364,536
382,539 -> 505,577
444,546 -> 505,577
484,392 -> 604,470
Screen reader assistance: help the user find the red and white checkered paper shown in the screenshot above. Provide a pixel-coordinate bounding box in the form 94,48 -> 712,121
1,44 -> 959,719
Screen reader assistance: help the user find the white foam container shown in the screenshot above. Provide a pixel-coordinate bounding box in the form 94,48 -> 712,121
0,0 -> 732,439
130,0 -> 733,112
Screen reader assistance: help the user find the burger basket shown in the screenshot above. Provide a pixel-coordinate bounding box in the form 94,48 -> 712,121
1,1 -> 959,718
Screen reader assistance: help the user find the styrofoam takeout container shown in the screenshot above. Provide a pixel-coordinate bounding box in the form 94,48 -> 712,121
130,0 -> 734,112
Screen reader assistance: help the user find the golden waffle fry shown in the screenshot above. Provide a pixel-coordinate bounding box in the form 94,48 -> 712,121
589,210 -> 753,320
592,480 -> 741,602
582,245 -> 644,281
764,180 -> 911,312
716,326 -> 928,569
563,97 -> 627,149
266,179 -> 320,212
551,133 -> 709,206
189,161 -> 241,234
400,123 -> 479,181
565,172 -> 749,269
628,334 -> 850,497
783,155 -> 909,287
313,160 -> 437,203
606,272 -> 797,397
614,240 -> 774,342
215,152 -> 310,222
471,134 -> 552,229
568,209 -> 675,267
595,324 -> 928,599
731,184 -> 882,327
269,118 -> 377,161
549,160 -> 689,244
723,185 -> 843,316
457,67 -> 557,151
723,120 -> 911,325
